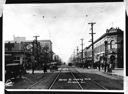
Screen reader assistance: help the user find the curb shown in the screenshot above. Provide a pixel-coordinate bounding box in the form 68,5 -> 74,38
104,72 -> 123,79
75,68 -> 123,79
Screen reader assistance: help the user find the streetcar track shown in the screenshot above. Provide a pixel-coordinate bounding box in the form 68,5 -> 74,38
49,67 -> 83,89
27,68 -> 63,89
27,77 -> 44,89
70,67 -> 108,90
27,72 -> 60,89
70,71 -> 83,89
48,72 -> 61,89
27,66 -> 108,89
48,67 -> 64,89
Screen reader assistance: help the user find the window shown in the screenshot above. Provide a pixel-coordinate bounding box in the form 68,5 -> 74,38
110,40 -> 116,49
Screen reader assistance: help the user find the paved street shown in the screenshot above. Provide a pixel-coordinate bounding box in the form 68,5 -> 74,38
6,64 -> 123,90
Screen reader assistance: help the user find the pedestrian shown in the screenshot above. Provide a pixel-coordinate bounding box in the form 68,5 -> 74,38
43,64 -> 47,73
97,61 -> 100,71
98,56 -> 101,71
31,56 -> 35,74
110,53 -> 116,70
100,56 -> 104,70
103,55 -> 108,72
108,62 -> 112,73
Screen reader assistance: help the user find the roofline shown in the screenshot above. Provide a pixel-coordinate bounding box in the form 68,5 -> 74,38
86,28 -> 123,49
38,39 -> 52,42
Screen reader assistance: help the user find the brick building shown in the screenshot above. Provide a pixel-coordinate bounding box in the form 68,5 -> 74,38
84,27 -> 123,68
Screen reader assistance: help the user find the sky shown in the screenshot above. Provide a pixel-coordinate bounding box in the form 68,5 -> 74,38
3,3 -> 125,63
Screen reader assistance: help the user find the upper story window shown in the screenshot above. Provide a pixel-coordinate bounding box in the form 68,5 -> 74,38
110,40 -> 116,49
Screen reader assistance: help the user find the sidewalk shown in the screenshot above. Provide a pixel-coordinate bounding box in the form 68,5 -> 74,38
108,68 -> 124,77
26,69 -> 59,74
26,69 -> 51,74
75,67 -> 124,80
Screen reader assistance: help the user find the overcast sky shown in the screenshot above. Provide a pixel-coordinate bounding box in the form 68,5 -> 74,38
3,3 -> 125,62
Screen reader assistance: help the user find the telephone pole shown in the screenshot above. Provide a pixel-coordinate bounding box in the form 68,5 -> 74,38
33,35 -> 40,52
33,36 -> 39,41
81,38 -> 84,67
76,46 -> 79,63
76,46 -> 79,56
33,35 -> 40,61
88,22 -> 96,68
73,50 -> 76,63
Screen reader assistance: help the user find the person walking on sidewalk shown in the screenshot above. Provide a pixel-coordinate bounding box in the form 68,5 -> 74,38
96,55 -> 101,71
98,56 -> 102,71
103,54 -> 108,72
110,53 -> 116,70
43,64 -> 47,73
100,56 -> 104,70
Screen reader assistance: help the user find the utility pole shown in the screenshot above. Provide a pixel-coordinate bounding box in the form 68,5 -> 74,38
81,38 -> 84,67
33,36 -> 40,61
76,46 -> 79,56
76,46 -> 79,63
73,50 -> 76,63
33,36 -> 39,41
88,22 -> 96,68
33,35 -> 40,49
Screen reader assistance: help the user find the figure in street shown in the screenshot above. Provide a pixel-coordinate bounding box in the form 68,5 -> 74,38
43,64 -> 47,73
31,56 -> 35,74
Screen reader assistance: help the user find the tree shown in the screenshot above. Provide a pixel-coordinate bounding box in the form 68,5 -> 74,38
40,46 -> 50,73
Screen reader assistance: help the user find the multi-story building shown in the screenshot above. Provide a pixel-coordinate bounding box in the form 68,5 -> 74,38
5,39 -> 53,66
38,40 -> 53,61
38,40 -> 52,52
23,40 -> 52,55
5,42 -> 26,65
5,39 -> 53,80
85,27 -> 123,68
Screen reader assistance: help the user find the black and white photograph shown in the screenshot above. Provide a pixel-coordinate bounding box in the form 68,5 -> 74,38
3,2 -> 125,90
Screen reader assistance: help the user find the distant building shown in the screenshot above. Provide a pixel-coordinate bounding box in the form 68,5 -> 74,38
38,40 -> 53,61
13,36 -> 26,43
84,27 -> 123,68
5,36 -> 26,43
38,40 -> 52,52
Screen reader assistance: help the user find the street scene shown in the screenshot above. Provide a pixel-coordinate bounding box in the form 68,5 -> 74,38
4,2 -> 124,90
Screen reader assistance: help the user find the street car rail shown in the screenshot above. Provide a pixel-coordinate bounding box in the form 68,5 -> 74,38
48,67 -> 83,89
70,67 -> 108,90
70,71 -> 83,89
27,66 -> 108,90
48,72 -> 61,89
